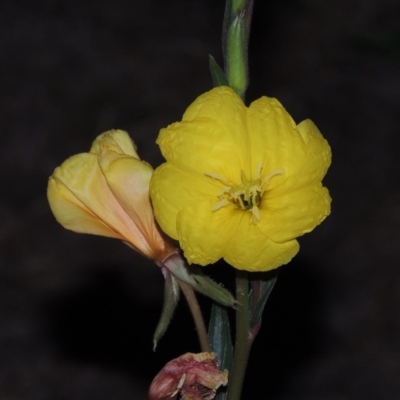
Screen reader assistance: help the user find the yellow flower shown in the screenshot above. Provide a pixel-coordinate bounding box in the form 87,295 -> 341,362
47,129 -> 174,261
150,87 -> 331,271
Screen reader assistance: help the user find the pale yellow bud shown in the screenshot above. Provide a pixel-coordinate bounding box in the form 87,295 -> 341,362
47,129 -> 174,261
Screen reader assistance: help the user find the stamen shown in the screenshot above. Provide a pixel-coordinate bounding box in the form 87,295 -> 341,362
170,373 -> 186,397
237,196 -> 245,209
177,374 -> 186,390
250,189 -> 258,206
263,169 -> 284,185
205,164 -> 284,224
231,189 -> 244,201
251,206 -> 261,223
204,171 -> 230,185
218,185 -> 232,198
255,161 -> 263,179
212,199 -> 229,212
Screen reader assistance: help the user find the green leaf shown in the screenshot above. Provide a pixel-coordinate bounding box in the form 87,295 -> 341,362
249,270 -> 278,329
208,303 -> 233,400
153,271 -> 180,351
209,55 -> 229,87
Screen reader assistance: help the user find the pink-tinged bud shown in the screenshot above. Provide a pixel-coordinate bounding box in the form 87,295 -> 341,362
149,352 -> 228,400
47,129 -> 174,261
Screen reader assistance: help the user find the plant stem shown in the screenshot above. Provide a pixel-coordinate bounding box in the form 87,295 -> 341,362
220,2 -> 255,398
178,280 -> 211,353
226,271 -> 250,400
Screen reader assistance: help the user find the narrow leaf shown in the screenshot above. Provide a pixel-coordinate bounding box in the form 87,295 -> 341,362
249,270 -> 278,329
209,55 -> 229,87
153,271 -> 180,351
208,303 -> 233,400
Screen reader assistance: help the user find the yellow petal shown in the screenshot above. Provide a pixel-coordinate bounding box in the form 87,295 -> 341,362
90,129 -> 139,158
98,151 -> 170,259
157,118 -> 244,185
175,196 -> 300,271
271,119 -> 331,195
150,163 -> 218,240
182,87 -> 249,171
259,184 -> 331,243
224,222 -> 300,271
224,225 -> 300,272
296,118 -> 331,182
48,153 -> 151,256
47,176 -> 123,239
176,200 -> 240,266
247,96 -> 307,183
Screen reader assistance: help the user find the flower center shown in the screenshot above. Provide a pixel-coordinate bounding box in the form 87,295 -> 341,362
230,170 -> 263,210
205,162 -> 284,223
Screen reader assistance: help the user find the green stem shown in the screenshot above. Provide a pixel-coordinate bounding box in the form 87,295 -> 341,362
178,280 -> 211,353
226,271 -> 251,400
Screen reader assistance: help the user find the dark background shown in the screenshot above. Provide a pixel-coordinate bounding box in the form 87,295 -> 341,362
1,0 -> 400,398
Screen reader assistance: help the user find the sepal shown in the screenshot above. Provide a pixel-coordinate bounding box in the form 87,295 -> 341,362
226,15 -> 247,97
159,251 -> 236,308
153,269 -> 180,350
209,55 -> 229,87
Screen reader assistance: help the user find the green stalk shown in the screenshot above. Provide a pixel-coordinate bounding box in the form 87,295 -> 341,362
178,279 -> 211,353
226,271 -> 251,400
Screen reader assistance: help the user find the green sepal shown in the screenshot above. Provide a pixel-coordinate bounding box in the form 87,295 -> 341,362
249,270 -> 278,329
226,15 -> 247,97
187,264 -> 236,307
153,270 -> 180,351
161,251 -> 236,308
209,55 -> 229,87
208,303 -> 233,400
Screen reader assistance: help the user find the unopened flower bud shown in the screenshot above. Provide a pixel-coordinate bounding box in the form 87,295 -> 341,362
47,129 -> 174,261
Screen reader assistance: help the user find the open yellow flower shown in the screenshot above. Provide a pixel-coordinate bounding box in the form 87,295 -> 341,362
150,87 -> 331,271
47,129 -> 174,261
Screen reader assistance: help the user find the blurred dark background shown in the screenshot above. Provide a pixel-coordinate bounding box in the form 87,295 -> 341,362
1,0 -> 400,398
